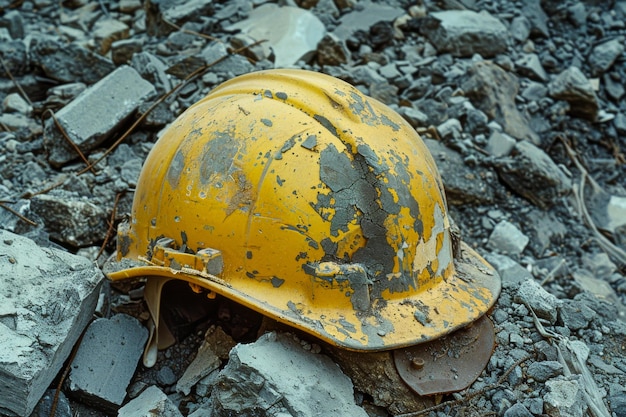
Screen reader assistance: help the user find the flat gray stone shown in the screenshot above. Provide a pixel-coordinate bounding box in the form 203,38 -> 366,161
210,332 -> 368,417
588,37 -> 624,76
484,252 -> 533,289
333,2 -> 404,41
0,230 -> 103,417
118,386 -> 183,417
486,130 -> 516,157
526,361 -> 564,382
67,314 -> 148,412
422,10 -> 509,57
176,334 -> 222,396
226,4 -> 325,67
487,220 -> 529,255
43,65 -> 156,167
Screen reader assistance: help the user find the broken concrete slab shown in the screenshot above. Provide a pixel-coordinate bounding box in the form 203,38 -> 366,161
118,386 -> 183,417
43,65 -> 156,167
29,191 -> 108,248
487,220 -> 529,256
226,4 -> 325,67
209,332 -> 369,417
66,313 -> 148,412
0,230 -> 103,417
421,10 -> 509,58
333,1 -> 404,41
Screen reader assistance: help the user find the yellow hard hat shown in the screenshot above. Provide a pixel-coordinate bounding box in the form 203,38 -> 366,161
105,69 -> 500,366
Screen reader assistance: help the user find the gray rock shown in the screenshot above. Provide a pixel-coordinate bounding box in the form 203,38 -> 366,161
369,81 -> 399,105
157,366 -> 177,387
486,130 -> 516,157
159,0 -> 214,35
526,361 -> 564,382
487,220 -> 529,255
425,139 -> 494,205
503,402 -> 533,417
226,4 -> 325,67
558,299 -> 597,330
29,192 -> 108,248
510,15 -> 532,43
609,391 -> 626,417
30,36 -> 115,84
522,0 -> 550,37
1,10 -> 24,39
515,53 -> 548,82
521,81 -> 548,102
614,112 -> 626,134
210,332 -> 368,417
0,40 -> 27,76
398,106 -> 429,127
588,37 -> 625,75
176,334 -> 221,396
422,10 -> 509,58
604,72 -> 625,101
92,18 -> 129,55
462,61 -> 540,144
0,230 -> 103,417
67,314 -> 148,412
43,65 -> 156,167
118,386 -> 183,417
514,279 -> 560,324
131,52 -> 172,93
436,118 -> 462,139
548,66 -> 599,121
2,92 -> 32,115
544,377 -> 588,417
484,252 -> 533,288
495,140 -> 572,209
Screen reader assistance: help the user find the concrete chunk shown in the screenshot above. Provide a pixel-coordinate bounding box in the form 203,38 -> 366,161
43,65 -> 156,167
0,230 -> 103,417
210,332 -> 369,417
118,386 -> 183,417
67,314 -> 148,412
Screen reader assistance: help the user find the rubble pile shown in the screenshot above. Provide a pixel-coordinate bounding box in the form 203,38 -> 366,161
1,0 -> 625,416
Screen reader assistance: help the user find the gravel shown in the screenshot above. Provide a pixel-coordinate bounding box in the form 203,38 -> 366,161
1,0 -> 625,416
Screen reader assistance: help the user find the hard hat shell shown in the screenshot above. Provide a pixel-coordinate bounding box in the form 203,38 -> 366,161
105,69 -> 500,353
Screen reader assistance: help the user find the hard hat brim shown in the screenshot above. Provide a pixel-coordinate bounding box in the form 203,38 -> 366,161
105,241 -> 500,351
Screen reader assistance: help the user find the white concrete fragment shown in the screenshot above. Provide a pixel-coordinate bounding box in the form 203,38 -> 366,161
487,220 -> 529,255
226,4 -> 326,67
118,386 -> 183,417
210,332 -> 368,417
0,230 -> 103,417
43,65 -> 156,167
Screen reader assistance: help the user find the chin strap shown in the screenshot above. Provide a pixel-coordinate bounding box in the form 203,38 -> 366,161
142,277 -> 177,368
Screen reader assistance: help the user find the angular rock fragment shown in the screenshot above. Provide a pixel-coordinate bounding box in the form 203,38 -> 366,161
544,377 -> 588,417
30,36 -> 115,84
29,192 -> 108,247
588,37 -> 624,76
209,332 -> 369,417
421,10 -> 509,58
43,65 -> 156,167
548,66 -> 599,121
332,1 -> 404,41
494,140 -> 572,209
487,220 -> 529,255
425,139 -> 494,205
118,386 -> 183,417
67,314 -> 148,412
514,279 -> 560,324
0,230 -> 103,417
462,61 -> 540,144
226,4 -> 325,67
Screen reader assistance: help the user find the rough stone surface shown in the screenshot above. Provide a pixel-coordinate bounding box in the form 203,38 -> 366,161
43,65 -> 156,167
209,332 -> 369,417
549,66 -> 599,121
514,279 -> 560,324
544,377 -> 588,417
226,4 -> 326,67
67,314 -> 148,412
117,386 -> 183,417
0,230 -> 103,417
422,10 -> 509,57
526,361 -> 564,382
495,140 -> 572,209
487,220 -> 529,255
462,61 -> 540,144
